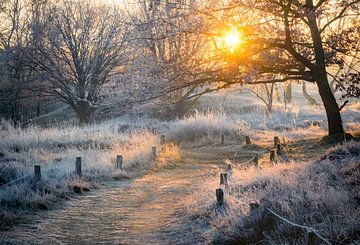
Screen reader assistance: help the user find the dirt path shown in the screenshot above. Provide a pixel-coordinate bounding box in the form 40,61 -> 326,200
2,145 -> 264,245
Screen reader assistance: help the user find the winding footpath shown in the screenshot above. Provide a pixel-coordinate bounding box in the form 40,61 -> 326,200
2,145 -> 256,244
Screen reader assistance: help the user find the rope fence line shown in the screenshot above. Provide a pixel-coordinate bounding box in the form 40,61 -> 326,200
0,134 -> 279,192
216,135 -> 289,204
0,164 -> 75,190
0,133 -> 278,191
214,134 -> 332,245
0,174 -> 32,189
0,140 -> 163,190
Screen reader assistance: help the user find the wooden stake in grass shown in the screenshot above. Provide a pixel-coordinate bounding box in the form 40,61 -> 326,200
160,135 -> 166,145
245,136 -> 251,145
34,165 -> 41,181
270,150 -> 277,164
253,154 -> 259,167
227,164 -> 232,173
216,188 -> 224,206
220,173 -> 228,186
116,155 -> 123,170
152,146 -> 157,160
274,136 -> 280,147
75,157 -> 82,177
221,134 -> 225,145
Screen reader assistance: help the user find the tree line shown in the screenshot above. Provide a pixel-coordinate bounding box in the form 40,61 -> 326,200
0,0 -> 359,135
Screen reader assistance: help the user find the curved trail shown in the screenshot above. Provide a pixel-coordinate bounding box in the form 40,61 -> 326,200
3,145 -> 258,244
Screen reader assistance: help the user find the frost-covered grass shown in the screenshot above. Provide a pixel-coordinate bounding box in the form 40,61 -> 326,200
0,121 -> 158,230
156,143 -> 181,168
198,84 -> 360,139
165,110 -> 248,147
180,141 -> 360,244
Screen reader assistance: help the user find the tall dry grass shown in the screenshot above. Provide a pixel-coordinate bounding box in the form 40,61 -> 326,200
179,141 -> 360,244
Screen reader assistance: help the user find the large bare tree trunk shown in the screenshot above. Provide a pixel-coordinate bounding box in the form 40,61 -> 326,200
306,2 -> 345,136
75,100 -> 92,124
314,71 -> 344,135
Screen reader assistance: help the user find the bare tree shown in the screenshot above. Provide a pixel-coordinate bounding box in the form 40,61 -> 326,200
0,0 -> 38,121
167,0 -> 359,136
247,82 -> 276,113
125,0 -> 209,118
30,0 -> 128,123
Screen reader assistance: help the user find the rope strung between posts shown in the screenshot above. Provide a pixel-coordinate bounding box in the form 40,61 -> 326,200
219,150 -> 330,245
0,174 -> 32,189
267,208 -> 332,245
0,161 -> 86,190
233,152 -> 265,166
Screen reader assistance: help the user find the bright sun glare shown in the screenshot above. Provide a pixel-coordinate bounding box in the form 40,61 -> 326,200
223,29 -> 242,53
225,33 -> 240,46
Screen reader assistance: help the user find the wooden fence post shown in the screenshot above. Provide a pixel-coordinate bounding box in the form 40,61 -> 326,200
116,155 -> 123,170
270,150 -> 277,164
152,146 -> 157,160
276,143 -> 282,153
216,188 -> 224,206
220,173 -> 228,186
253,154 -> 259,167
160,135 -> 166,145
245,136 -> 251,145
34,165 -> 41,181
221,134 -> 225,145
76,157 -> 82,177
227,164 -> 232,173
274,136 -> 280,147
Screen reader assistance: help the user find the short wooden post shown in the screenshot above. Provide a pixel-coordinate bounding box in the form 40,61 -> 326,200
223,173 -> 228,186
116,155 -> 123,170
253,154 -> 259,166
220,173 -> 228,185
270,150 -> 276,164
75,157 -> 82,177
227,164 -> 232,173
152,146 -> 157,160
274,136 -> 280,147
216,188 -> 224,206
221,134 -> 225,145
160,135 -> 165,145
308,231 -> 318,244
276,143 -> 281,153
34,165 -> 41,181
245,136 -> 251,145
249,202 -> 260,217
